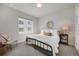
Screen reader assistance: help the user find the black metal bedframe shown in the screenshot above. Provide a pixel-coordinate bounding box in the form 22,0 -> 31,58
26,36 -> 53,56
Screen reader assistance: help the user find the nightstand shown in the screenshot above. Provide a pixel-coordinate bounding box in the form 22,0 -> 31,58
59,34 -> 68,45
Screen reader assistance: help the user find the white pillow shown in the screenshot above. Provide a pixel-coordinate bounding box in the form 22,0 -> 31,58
50,29 -> 59,36
40,29 -> 51,35
40,30 -> 44,35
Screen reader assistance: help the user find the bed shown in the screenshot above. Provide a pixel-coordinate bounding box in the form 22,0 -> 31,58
26,29 -> 60,56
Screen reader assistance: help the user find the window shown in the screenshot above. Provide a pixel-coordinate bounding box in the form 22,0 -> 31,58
18,17 -> 33,34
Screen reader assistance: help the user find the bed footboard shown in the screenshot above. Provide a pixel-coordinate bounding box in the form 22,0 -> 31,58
26,36 -> 53,56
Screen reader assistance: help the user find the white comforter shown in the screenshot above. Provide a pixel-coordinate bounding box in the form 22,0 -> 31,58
26,34 -> 60,56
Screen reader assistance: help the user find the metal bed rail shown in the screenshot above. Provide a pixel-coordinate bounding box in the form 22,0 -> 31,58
26,36 -> 53,56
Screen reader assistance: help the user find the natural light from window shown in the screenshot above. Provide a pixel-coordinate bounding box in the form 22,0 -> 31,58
18,17 -> 33,34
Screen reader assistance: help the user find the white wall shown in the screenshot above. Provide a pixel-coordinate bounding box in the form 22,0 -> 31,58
38,7 -> 75,46
0,5 -> 39,43
0,4 -> 76,46
75,4 -> 79,52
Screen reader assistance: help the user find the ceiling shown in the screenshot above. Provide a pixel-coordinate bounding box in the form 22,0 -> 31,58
3,3 -> 74,18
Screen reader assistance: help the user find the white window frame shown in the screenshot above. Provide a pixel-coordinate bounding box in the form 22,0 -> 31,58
18,17 -> 33,34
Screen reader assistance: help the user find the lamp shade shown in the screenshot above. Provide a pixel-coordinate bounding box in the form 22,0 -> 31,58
62,25 -> 69,32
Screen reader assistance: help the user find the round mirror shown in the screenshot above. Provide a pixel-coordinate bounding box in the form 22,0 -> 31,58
47,21 -> 54,29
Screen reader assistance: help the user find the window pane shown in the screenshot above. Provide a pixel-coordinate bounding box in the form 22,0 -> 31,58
18,17 -> 33,34
19,28 -> 24,32
19,20 -> 24,25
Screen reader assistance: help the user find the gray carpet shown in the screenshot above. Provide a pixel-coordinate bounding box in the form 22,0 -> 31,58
58,44 -> 79,56
4,42 -> 79,56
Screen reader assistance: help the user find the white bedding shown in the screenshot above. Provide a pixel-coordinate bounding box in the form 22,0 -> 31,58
26,33 -> 60,56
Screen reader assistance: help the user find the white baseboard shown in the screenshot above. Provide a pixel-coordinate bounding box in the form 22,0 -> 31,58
17,40 -> 25,44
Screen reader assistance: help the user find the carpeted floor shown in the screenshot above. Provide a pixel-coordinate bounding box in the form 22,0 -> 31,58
58,44 -> 79,56
4,42 -> 79,56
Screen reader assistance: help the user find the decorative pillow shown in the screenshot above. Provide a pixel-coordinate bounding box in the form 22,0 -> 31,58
43,32 -> 52,36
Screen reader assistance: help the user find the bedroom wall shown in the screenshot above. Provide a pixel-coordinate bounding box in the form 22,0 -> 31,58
0,4 -> 39,43
75,4 -> 79,52
38,6 -> 75,46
